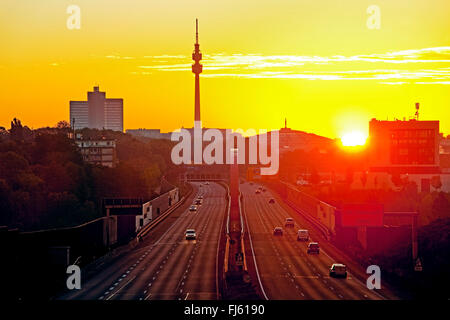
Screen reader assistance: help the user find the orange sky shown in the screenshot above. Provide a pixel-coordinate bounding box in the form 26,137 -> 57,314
0,0 -> 449,139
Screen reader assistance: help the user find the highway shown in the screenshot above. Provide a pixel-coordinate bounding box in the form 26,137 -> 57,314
241,182 -> 388,300
60,182 -> 226,300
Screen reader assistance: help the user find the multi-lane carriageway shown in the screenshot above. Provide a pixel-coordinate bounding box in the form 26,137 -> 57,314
60,181 -> 397,300
61,182 -> 226,300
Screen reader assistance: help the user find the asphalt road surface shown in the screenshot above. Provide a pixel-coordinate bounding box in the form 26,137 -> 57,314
241,182 -> 388,300
60,182 -> 226,300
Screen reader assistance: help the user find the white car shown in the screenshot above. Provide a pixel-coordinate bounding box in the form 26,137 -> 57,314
297,229 -> 309,241
329,263 -> 347,278
185,229 -> 196,240
189,205 -> 198,212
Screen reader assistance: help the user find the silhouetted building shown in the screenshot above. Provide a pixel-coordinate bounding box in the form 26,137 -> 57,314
75,134 -> 117,167
369,118 -> 440,173
126,129 -> 171,140
104,99 -> 123,132
368,118 -> 450,192
70,86 -> 123,132
69,101 -> 89,130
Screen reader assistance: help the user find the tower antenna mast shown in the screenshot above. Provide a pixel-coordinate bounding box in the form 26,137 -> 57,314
192,19 -> 203,123
196,18 -> 199,44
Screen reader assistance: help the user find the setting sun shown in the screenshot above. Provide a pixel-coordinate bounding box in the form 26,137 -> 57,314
341,131 -> 367,147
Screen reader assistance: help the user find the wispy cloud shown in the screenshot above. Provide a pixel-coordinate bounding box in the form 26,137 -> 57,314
144,55 -> 187,59
106,55 -> 135,60
131,47 -> 450,84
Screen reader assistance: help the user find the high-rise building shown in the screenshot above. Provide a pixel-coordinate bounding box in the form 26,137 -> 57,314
367,118 -> 450,192
70,86 -> 123,132
369,118 -> 440,173
69,101 -> 89,130
105,99 -> 124,132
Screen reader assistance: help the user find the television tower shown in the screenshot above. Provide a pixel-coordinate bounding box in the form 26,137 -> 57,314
192,19 -> 203,123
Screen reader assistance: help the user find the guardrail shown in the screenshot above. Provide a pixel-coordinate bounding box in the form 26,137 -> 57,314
285,199 -> 331,241
224,234 -> 230,273
266,181 -> 334,241
135,184 -> 193,241
226,185 -> 231,235
223,183 -> 231,273
239,193 -> 248,271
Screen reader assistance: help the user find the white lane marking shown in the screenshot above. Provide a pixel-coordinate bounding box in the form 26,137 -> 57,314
242,192 -> 269,301
105,275 -> 136,300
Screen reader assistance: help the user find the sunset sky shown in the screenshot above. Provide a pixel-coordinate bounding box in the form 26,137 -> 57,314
1,0 -> 449,139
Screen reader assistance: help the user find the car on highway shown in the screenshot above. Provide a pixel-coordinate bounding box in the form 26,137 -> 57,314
194,199 -> 203,205
307,242 -> 320,254
329,263 -> 347,278
197,195 -> 203,199
285,218 -> 295,227
205,181 -> 210,185
273,227 -> 283,236
297,229 -> 309,241
189,205 -> 198,212
255,190 -> 261,194
185,229 -> 196,240
269,198 -> 275,204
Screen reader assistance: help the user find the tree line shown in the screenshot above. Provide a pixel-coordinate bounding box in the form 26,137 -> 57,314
0,119 -> 182,231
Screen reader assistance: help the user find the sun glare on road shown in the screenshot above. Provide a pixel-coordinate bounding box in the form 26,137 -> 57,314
341,131 -> 367,147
